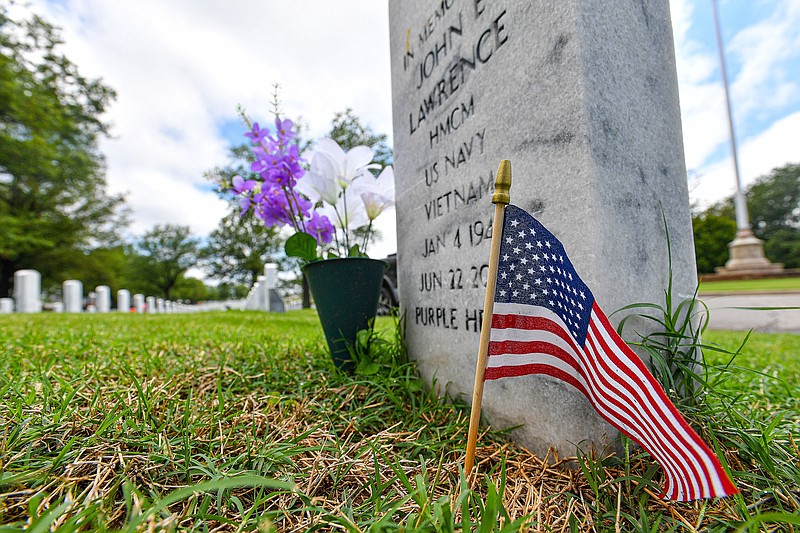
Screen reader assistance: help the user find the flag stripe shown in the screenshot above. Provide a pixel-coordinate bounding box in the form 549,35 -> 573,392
589,306 -> 736,497
487,305 -> 699,497
583,317 -> 705,499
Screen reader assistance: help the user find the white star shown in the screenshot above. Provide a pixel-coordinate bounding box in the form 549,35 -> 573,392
529,228 -> 536,236
523,283 -> 530,290
528,268 -> 534,275
499,289 -> 506,296
510,219 -> 519,227
525,242 -> 534,250
501,271 -> 507,279
530,292 -> 536,299
543,289 -> 549,296
512,290 -> 519,297
534,279 -> 542,285
568,273 -> 573,281
549,300 -> 555,306
539,266 -> 546,272
503,254 -> 510,261
520,257 -> 528,265
580,290 -> 586,299
510,264 -> 516,271
536,241 -> 543,248
518,230 -> 526,238
532,253 -> 539,261
516,273 -> 522,281
506,237 -> 513,244
549,266 -> 555,273
513,247 -> 521,254
559,255 -> 564,263
578,302 -> 584,310
545,241 -> 551,248
546,277 -> 552,284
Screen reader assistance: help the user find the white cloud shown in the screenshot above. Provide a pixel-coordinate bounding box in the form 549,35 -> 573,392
690,111 -> 800,208
727,1 -> 800,123
672,0 -> 800,209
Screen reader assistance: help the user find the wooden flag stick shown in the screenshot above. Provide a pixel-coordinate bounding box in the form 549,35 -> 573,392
464,159 -> 512,477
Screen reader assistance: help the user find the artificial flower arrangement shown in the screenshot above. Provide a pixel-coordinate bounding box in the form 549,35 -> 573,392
230,114 -> 394,262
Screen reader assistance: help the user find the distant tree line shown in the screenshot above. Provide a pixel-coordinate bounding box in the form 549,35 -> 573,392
693,163 -> 800,273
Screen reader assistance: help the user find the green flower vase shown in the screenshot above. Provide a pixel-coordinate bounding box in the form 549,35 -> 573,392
303,257 -> 387,371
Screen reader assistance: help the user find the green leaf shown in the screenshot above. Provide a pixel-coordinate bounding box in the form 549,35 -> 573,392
285,232 -> 319,261
348,244 -> 367,257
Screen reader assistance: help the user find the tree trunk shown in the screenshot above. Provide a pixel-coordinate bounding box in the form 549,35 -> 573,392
0,260 -> 17,298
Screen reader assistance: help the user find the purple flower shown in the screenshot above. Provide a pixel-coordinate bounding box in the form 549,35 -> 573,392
231,175 -> 256,194
306,211 -> 334,245
244,122 -> 272,145
275,117 -> 296,142
251,158 -> 270,174
238,195 -> 252,216
254,187 -> 291,227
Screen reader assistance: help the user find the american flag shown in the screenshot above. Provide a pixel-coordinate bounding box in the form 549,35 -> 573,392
486,205 -> 737,501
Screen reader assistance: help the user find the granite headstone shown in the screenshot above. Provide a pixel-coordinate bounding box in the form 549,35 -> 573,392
14,270 -> 42,313
389,0 -> 697,456
133,293 -> 145,313
118,289 -> 131,312
96,285 -> 111,313
63,280 -> 83,313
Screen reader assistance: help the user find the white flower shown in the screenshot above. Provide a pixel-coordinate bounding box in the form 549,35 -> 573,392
360,191 -> 393,221
295,150 -> 341,205
359,166 -> 395,221
314,138 -> 377,189
319,186 -> 368,231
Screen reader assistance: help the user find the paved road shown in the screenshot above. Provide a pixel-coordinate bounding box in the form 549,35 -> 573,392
699,292 -> 800,334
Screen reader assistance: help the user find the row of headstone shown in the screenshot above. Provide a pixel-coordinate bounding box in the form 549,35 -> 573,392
244,263 -> 285,312
0,269 -> 239,314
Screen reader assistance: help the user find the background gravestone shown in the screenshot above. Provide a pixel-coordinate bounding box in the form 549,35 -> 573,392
118,289 -> 131,312
133,293 -> 145,313
96,285 -> 111,313
389,0 -> 697,456
14,270 -> 41,313
63,280 -> 83,313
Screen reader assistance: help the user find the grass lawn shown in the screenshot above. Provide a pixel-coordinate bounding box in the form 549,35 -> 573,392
699,276 -> 800,293
0,311 -> 798,531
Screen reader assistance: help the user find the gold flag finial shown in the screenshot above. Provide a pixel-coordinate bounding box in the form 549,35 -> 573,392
492,160 -> 512,204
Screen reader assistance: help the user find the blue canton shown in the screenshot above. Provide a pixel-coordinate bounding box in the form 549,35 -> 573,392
494,205 -> 596,345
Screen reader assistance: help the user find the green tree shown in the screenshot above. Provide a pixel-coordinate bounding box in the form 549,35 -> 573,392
0,8 -> 126,296
746,164 -> 799,242
135,224 -> 199,299
171,277 -> 209,303
201,212 -> 286,288
327,108 -> 392,171
692,213 -> 737,274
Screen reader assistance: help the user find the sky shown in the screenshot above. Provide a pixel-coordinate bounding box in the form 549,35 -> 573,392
10,0 -> 800,266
